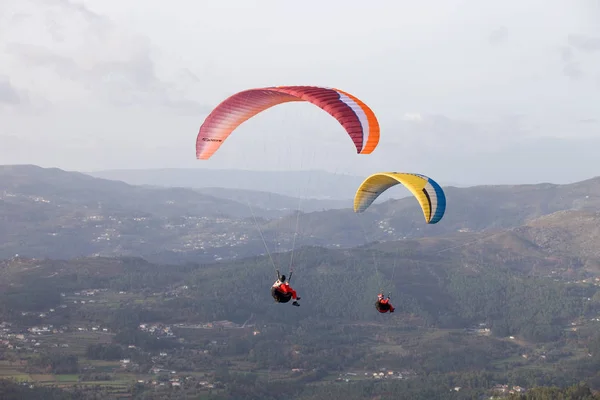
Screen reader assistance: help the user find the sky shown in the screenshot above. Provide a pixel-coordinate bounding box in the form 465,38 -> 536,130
1,0 -> 599,185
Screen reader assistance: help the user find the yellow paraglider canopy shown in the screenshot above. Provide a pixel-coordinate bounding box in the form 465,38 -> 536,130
353,172 -> 446,224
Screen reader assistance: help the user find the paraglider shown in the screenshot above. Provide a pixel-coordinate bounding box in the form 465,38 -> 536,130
271,270 -> 300,307
354,173 -> 446,314
196,86 -> 381,159
196,86 -> 382,307
375,293 -> 395,313
354,172 -> 446,224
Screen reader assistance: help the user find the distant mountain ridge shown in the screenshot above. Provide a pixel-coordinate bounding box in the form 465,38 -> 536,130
88,168 -> 364,200
88,168 -> 469,200
2,164 -> 600,265
193,187 -> 350,212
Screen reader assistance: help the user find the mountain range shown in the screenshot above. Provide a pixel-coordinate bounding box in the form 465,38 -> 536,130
1,164 -> 600,398
1,164 -> 599,265
88,168 -> 469,200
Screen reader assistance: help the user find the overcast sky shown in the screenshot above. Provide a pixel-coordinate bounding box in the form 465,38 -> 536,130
1,0 -> 599,185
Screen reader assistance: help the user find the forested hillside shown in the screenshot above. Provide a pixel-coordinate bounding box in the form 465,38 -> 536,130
2,165 -> 600,265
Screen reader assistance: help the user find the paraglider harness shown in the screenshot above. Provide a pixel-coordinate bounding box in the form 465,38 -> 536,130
375,293 -> 393,313
271,270 -> 294,303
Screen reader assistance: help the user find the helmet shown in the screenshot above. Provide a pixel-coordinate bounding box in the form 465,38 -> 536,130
280,275 -> 286,282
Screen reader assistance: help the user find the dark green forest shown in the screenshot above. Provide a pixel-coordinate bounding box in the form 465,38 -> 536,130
0,243 -> 598,399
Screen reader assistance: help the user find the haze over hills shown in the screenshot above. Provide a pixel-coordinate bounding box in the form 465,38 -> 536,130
89,168 -> 470,201
88,168 -> 365,200
0,165 -> 280,263
0,164 -> 275,218
265,176 -> 600,245
193,187 -> 349,212
2,165 -> 600,264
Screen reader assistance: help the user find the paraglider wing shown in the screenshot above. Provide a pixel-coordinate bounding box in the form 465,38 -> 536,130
196,86 -> 380,159
353,172 -> 446,224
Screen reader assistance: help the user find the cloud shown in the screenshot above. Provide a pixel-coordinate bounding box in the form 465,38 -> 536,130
568,34 -> 600,52
0,77 -> 38,113
557,34 -> 600,81
0,0 -> 209,114
562,61 -> 584,80
0,78 -> 21,104
560,46 -> 574,62
400,112 -> 423,122
488,26 -> 508,46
